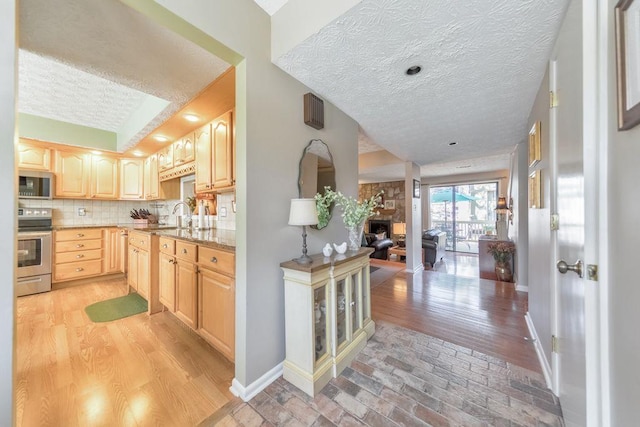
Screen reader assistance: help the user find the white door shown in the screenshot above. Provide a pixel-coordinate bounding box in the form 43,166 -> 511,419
551,0 -> 586,425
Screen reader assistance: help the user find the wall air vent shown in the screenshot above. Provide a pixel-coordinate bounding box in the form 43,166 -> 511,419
304,93 -> 324,130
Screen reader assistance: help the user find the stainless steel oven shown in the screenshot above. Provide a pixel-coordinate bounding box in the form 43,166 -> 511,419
17,208 -> 52,296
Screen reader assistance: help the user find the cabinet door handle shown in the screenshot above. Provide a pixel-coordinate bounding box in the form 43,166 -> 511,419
182,249 -> 187,254
76,244 -> 84,248
76,254 -> 84,259
210,257 -> 218,263
76,233 -> 84,237
162,243 -> 168,249
76,268 -> 84,272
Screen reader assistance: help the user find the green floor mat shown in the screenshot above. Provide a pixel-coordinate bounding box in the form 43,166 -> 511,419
85,293 -> 148,323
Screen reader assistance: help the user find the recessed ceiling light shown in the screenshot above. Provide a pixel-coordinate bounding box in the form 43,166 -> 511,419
183,114 -> 200,122
133,150 -> 144,157
456,165 -> 471,169
448,141 -> 458,146
406,65 -> 422,76
154,135 -> 169,142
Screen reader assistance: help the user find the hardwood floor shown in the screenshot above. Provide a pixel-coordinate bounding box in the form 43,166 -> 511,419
370,259 -> 539,373
15,277 -> 234,427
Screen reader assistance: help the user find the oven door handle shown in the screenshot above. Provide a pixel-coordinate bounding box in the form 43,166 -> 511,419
17,232 -> 52,239
17,249 -> 29,256
17,276 -> 43,284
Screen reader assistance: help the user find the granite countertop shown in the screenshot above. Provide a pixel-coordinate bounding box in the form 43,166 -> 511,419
155,228 -> 236,251
53,224 -> 235,250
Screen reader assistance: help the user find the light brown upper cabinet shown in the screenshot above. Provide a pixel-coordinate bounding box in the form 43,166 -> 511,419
90,155 -> 119,199
212,111 -> 234,190
195,123 -> 212,193
174,133 -> 195,165
144,154 -> 160,199
158,145 -> 174,172
55,150 -> 90,198
195,110 -> 234,193
119,158 -> 144,200
18,140 -> 51,171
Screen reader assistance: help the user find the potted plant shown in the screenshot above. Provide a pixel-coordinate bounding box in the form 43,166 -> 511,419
487,241 -> 516,282
315,187 -> 383,251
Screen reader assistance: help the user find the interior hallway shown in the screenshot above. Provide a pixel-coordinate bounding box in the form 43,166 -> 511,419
213,262 -> 558,426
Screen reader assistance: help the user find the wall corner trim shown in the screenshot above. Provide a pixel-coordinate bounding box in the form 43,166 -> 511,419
230,362 -> 284,402
525,312 -> 553,391
515,284 -> 529,293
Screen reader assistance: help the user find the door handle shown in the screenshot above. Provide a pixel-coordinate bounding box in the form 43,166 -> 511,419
557,259 -> 583,278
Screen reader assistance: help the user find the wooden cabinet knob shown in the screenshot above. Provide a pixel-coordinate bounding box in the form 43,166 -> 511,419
76,254 -> 84,259
76,268 -> 83,272
76,244 -> 84,248
210,257 -> 218,263
76,233 -> 84,237
182,249 -> 187,254
162,243 -> 168,248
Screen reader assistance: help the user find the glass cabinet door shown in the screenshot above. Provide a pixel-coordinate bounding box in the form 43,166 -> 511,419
314,284 -> 329,363
350,271 -> 361,334
361,265 -> 371,321
336,277 -> 347,347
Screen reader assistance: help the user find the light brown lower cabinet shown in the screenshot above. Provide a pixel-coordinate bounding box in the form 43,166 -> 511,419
175,259 -> 198,330
157,238 -> 235,361
198,267 -> 235,361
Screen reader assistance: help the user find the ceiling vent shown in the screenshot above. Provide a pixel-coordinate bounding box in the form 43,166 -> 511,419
304,93 -> 324,130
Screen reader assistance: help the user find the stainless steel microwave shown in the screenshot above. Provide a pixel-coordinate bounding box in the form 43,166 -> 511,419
18,170 -> 53,199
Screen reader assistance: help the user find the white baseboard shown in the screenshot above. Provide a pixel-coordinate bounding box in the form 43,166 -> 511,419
525,312 -> 553,390
229,361 -> 284,402
516,284 -> 529,292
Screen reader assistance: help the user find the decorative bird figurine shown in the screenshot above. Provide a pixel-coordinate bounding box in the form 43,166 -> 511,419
333,242 -> 347,254
322,243 -> 333,257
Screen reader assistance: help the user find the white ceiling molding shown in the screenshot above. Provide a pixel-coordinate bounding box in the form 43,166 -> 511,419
273,0 -> 569,175
253,0 -> 290,15
18,0 -> 231,151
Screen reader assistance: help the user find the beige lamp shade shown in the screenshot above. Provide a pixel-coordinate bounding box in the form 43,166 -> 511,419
393,222 -> 406,235
288,198 -> 319,226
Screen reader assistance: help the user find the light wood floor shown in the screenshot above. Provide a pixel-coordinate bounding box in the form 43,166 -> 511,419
370,257 -> 539,372
15,277 -> 234,427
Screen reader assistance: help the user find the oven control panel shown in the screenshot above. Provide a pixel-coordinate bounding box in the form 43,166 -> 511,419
18,208 -> 52,219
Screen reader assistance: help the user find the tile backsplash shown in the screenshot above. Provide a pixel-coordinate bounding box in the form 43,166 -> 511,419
19,194 -> 236,231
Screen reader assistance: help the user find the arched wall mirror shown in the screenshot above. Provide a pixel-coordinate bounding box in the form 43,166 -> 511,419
298,139 -> 336,229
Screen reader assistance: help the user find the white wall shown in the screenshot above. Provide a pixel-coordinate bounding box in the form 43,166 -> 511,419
0,1 -> 16,423
527,68 -> 553,360
148,0 -> 360,391
606,0 -> 640,423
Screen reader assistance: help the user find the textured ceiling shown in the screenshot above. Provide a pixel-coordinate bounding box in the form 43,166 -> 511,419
19,0 -> 231,150
19,50 -> 155,133
274,0 -> 569,178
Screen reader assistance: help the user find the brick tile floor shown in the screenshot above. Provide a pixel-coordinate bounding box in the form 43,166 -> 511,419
204,321 -> 563,426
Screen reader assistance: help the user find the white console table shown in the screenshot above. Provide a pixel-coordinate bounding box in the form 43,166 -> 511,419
280,248 -> 375,396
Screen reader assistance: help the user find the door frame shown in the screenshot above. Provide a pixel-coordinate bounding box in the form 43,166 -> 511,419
550,0 -> 610,425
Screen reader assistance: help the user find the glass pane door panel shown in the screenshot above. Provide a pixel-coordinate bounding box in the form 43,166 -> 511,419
361,266 -> 371,320
314,285 -> 328,363
350,272 -> 360,333
336,278 -> 347,347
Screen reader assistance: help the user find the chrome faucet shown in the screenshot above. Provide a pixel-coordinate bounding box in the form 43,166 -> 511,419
172,201 -> 192,228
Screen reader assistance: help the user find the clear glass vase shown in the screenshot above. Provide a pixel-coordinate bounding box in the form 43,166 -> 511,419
346,222 -> 364,252
495,261 -> 513,282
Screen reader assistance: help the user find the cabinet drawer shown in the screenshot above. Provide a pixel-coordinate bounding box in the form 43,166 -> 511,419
198,246 -> 234,276
54,259 -> 102,281
56,228 -> 102,242
129,232 -> 150,249
56,239 -> 102,252
159,237 -> 175,255
56,248 -> 101,264
175,241 -> 197,263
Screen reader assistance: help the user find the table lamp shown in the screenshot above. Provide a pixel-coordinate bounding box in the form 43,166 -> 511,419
393,222 -> 406,247
495,195 -> 510,240
289,198 -> 319,264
